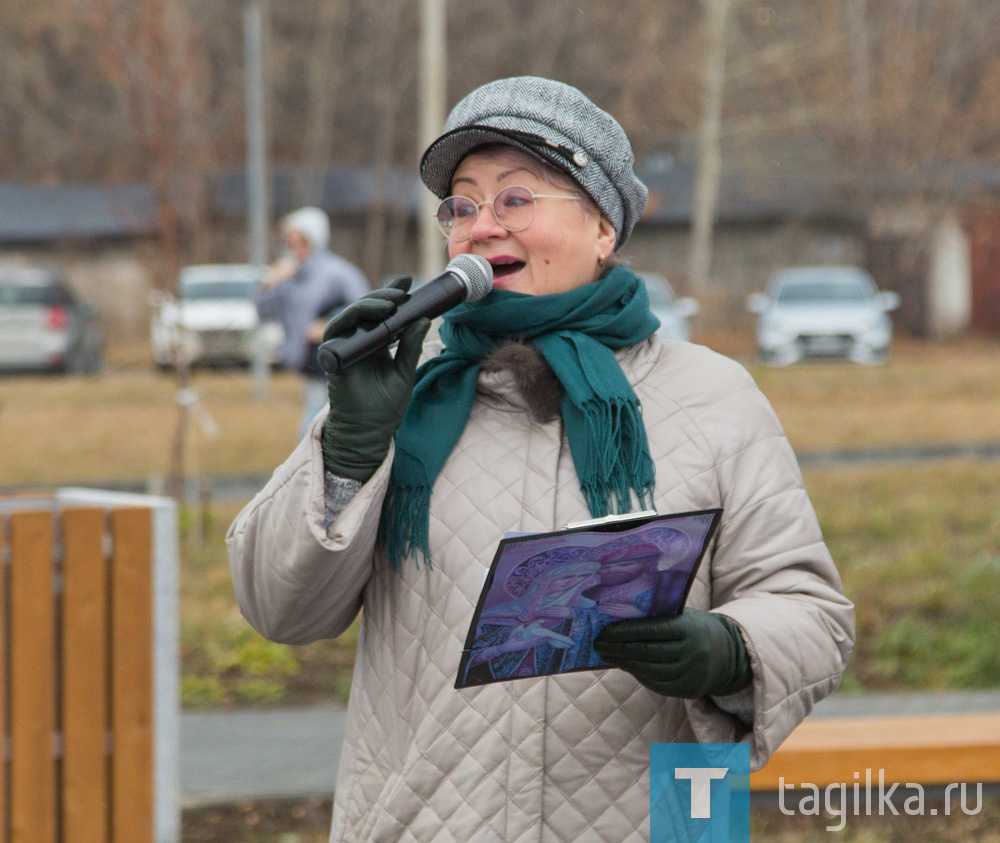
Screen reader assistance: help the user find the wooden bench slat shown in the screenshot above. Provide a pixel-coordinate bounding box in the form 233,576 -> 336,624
110,507 -> 155,842
0,518 -> 8,839
61,508 -> 110,842
9,511 -> 58,843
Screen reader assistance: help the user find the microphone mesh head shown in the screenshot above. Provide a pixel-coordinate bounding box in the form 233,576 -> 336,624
446,254 -> 493,301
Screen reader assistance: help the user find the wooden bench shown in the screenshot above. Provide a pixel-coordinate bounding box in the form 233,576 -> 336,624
1,493 -> 179,842
742,711 -> 1000,790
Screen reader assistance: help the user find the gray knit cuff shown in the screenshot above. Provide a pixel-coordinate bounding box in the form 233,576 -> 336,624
323,471 -> 363,530
712,686 -> 755,725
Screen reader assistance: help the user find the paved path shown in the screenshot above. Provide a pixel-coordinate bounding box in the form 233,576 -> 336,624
180,690 -> 1000,807
181,705 -> 348,807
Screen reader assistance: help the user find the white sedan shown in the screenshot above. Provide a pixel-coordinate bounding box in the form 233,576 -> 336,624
640,273 -> 700,343
151,264 -> 283,369
747,266 -> 900,366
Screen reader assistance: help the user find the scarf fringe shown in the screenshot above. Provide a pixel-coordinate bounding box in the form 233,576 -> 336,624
380,482 -> 433,570
579,396 -> 655,517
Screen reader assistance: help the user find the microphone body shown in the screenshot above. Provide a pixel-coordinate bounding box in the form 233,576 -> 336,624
317,254 -> 493,375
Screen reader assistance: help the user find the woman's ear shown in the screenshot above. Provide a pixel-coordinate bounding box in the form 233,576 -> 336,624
595,216 -> 617,261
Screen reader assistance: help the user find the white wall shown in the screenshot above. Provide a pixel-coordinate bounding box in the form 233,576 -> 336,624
926,211 -> 972,339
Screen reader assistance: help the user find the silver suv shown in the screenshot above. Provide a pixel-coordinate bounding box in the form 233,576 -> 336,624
0,267 -> 105,374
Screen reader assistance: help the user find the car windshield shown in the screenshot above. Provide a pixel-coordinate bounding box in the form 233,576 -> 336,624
0,284 -> 66,306
181,280 -> 255,301
776,277 -> 871,305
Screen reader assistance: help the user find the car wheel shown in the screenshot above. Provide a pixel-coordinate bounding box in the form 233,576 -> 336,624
757,347 -> 791,367
82,348 -> 105,375
65,348 -> 86,375
69,345 -> 104,376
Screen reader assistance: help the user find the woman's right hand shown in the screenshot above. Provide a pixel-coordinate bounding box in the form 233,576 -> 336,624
320,276 -> 431,481
264,256 -> 299,287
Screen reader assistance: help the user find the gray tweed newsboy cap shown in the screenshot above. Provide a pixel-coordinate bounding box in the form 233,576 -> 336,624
420,76 -> 648,249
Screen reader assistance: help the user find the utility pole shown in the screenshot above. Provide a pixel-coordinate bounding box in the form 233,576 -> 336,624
419,0 -> 446,284
244,0 -> 271,399
688,0 -> 732,297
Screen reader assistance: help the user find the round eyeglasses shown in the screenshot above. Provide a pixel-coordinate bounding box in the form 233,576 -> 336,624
435,185 -> 581,242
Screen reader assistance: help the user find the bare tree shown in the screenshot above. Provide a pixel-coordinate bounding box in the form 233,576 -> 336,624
298,0 -> 351,206
688,0 -> 733,296
85,0 -> 212,291
3,0 -> 999,302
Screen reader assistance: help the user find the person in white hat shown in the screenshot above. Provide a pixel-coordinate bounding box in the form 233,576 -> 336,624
230,77 -> 854,841
255,205 -> 369,436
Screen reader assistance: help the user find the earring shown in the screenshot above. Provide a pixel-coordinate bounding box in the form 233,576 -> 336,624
598,253 -> 607,266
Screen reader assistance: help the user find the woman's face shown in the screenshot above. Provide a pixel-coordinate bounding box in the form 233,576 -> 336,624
446,150 -> 617,296
283,229 -> 311,263
546,572 -> 595,597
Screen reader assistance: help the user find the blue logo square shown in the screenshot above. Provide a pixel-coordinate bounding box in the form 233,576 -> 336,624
651,743 -> 753,842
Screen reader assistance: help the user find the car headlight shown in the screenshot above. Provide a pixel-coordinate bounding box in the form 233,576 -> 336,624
858,316 -> 890,343
174,326 -> 201,347
759,317 -> 795,343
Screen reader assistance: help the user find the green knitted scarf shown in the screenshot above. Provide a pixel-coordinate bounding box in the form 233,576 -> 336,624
380,265 -> 660,568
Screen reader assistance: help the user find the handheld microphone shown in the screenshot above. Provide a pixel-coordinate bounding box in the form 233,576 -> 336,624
317,254 -> 493,375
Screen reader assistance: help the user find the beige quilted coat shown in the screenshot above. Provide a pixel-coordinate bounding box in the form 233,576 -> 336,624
228,337 -> 854,842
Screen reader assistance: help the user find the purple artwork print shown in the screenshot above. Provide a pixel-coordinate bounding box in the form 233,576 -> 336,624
456,511 -> 719,688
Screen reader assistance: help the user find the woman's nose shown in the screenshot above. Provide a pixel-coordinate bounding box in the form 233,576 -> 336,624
468,200 -> 507,241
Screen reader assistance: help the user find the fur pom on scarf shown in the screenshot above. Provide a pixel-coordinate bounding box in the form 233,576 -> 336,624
481,341 -> 562,423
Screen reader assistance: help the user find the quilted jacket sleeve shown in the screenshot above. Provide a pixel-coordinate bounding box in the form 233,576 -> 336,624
679,357 -> 855,769
226,416 -> 391,645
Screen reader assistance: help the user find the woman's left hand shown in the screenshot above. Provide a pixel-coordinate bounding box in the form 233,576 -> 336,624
594,608 -> 752,699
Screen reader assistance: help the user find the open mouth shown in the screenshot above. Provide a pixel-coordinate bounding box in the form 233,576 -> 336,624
490,260 -> 525,279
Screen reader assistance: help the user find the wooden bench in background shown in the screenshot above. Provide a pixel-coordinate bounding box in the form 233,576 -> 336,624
1,491 -> 179,843
742,711 -> 1000,791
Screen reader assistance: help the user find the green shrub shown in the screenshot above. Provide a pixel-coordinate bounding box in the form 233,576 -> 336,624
806,462 -> 1000,692
217,634 -> 301,678
182,675 -> 226,708
234,678 -> 289,705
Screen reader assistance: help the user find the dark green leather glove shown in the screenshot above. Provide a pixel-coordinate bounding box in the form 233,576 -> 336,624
594,607 -> 752,699
320,276 -> 430,482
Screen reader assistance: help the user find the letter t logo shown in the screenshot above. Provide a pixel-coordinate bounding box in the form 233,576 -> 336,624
674,767 -> 729,818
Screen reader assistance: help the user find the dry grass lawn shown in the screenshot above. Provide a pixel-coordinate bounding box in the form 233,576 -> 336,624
749,336 -> 1000,452
2,335 -> 999,490
0,366 -> 304,488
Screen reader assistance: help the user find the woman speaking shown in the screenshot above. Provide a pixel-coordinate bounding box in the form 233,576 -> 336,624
228,75 -> 854,841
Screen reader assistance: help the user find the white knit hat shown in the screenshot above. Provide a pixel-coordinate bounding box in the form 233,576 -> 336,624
281,206 -> 330,251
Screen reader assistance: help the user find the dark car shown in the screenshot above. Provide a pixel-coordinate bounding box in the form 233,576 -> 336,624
0,268 -> 105,374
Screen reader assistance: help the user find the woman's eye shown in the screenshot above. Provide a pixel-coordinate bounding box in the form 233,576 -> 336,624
500,193 -> 531,209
